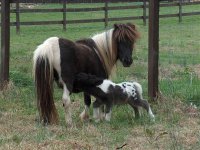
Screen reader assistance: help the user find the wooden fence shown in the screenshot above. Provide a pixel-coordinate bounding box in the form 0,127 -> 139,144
4,0 -> 199,3
3,0 -> 146,3
2,0 -> 199,33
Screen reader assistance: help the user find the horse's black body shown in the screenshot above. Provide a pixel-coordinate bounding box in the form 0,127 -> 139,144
33,23 -> 140,126
57,38 -> 108,109
61,38 -> 106,85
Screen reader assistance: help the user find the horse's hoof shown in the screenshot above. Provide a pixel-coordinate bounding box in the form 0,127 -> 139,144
80,112 -> 89,121
66,121 -> 73,128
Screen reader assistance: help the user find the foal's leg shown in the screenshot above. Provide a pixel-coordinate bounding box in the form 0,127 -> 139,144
93,100 -> 102,122
132,106 -> 140,119
136,100 -> 155,120
128,101 -> 140,119
105,103 -> 112,122
62,84 -> 72,127
80,93 -> 91,121
99,105 -> 106,120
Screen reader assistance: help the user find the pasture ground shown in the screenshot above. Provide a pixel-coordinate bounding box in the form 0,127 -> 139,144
0,3 -> 200,149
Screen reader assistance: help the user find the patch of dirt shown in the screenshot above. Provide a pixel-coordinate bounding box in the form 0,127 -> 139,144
185,103 -> 200,118
159,64 -> 183,80
160,64 -> 200,80
191,64 -> 200,78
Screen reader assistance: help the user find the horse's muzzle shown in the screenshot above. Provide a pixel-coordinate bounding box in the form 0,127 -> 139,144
122,58 -> 133,67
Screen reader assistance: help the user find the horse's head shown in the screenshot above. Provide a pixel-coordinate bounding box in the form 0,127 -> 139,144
113,23 -> 140,67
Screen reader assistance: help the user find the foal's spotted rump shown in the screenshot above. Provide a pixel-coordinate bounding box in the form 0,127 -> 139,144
118,82 -> 140,100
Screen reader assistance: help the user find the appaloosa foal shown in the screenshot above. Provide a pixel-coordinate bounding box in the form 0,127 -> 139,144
74,73 -> 155,122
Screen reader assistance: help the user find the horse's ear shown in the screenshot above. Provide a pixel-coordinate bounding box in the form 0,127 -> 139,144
114,24 -> 119,29
127,23 -> 135,29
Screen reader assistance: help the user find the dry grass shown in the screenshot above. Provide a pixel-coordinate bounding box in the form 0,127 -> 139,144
1,91 -> 200,149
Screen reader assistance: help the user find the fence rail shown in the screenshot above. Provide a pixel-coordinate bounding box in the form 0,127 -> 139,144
5,0 -> 200,3
1,1 -> 200,33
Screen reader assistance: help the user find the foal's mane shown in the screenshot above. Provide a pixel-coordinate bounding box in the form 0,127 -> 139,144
92,23 -> 140,77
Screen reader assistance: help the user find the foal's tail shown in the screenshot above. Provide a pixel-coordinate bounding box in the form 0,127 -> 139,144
33,37 -> 59,124
132,82 -> 143,100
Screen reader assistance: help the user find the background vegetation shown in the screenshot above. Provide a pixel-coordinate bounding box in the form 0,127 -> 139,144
0,3 -> 200,149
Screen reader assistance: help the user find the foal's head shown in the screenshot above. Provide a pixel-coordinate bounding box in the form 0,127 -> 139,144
113,23 -> 140,67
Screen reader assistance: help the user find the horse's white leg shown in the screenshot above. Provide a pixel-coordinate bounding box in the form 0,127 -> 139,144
80,105 -> 90,121
62,84 -> 72,127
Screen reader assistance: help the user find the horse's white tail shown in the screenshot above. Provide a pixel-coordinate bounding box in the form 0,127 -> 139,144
33,37 -> 60,124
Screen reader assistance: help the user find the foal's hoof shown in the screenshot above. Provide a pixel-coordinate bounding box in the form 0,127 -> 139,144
105,118 -> 111,122
94,118 -> 100,123
150,117 -> 155,122
105,115 -> 111,122
100,113 -> 105,120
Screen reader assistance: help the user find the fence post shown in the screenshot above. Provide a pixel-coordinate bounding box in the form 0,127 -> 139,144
104,0 -> 108,28
63,0 -> 67,31
143,0 -> 147,26
179,0 -> 182,22
148,0 -> 159,101
16,0 -> 20,34
0,0 -> 10,90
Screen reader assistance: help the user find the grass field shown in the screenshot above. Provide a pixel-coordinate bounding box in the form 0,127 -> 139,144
1,2 -> 200,149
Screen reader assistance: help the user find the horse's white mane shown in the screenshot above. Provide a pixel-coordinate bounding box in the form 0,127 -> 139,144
92,29 -> 117,77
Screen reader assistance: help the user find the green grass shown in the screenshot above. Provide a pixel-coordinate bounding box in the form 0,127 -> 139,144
1,2 -> 200,149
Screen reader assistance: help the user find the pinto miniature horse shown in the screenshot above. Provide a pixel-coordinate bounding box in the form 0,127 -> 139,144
74,73 -> 155,122
33,23 -> 140,126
